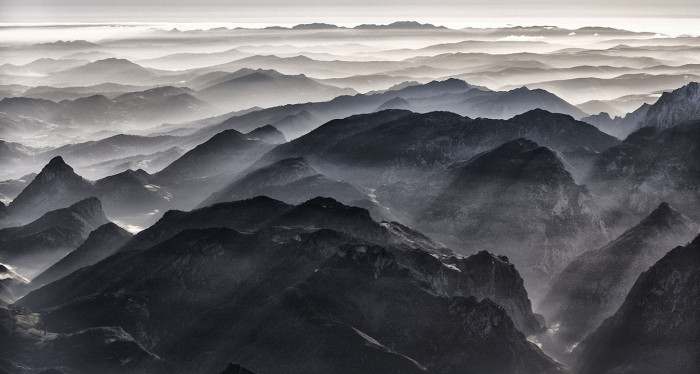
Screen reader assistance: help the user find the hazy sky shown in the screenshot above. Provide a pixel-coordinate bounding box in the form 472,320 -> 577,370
2,0 -> 699,24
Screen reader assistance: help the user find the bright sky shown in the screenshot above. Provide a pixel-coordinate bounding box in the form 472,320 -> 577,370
2,0 -> 699,22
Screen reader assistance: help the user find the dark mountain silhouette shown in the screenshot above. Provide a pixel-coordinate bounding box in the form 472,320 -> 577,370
573,234 -> 700,374
13,197 -> 557,373
539,203 -> 698,359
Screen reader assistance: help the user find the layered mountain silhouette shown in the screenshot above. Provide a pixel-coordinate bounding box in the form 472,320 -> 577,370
200,158 -> 380,219
189,78 -> 587,141
573,234 -> 700,374
197,68 -> 357,111
9,197 -> 560,373
31,222 -> 132,289
0,197 -> 109,278
539,203 -> 698,357
6,157 -> 175,227
255,108 -> 618,186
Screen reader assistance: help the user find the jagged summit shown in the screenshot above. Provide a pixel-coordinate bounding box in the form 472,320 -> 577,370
642,81 -> 700,129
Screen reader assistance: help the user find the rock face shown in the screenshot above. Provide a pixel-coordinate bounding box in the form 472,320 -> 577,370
587,120 -> 700,222
7,156 -> 92,222
641,81 -> 700,129
539,203 -> 699,355
31,222 -> 133,289
377,138 -> 608,295
11,198 -> 558,374
0,197 -> 109,279
573,234 -> 700,374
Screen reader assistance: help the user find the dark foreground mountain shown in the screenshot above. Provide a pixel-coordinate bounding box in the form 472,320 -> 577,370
0,198 -> 108,279
573,234 -> 700,374
376,139 -> 608,295
7,198 -> 562,374
539,203 -> 698,358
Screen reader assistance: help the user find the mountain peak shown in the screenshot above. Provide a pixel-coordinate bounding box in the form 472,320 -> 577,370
247,125 -> 286,144
642,81 -> 700,129
639,202 -> 687,230
45,155 -> 70,170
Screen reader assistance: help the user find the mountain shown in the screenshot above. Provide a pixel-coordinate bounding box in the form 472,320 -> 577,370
47,58 -> 161,86
377,139 -> 608,294
31,222 -> 132,289
190,79 -> 583,141
640,81 -> 700,129
43,134 -> 183,167
354,21 -> 446,29
6,157 -> 177,228
0,197 -> 108,278
78,147 -> 184,180
93,169 -> 174,218
245,124 -> 286,144
587,120 -> 700,222
13,198 -> 558,373
539,203 -> 699,357
119,196 -> 447,256
581,103 -> 650,138
7,156 -> 92,222
0,264 -> 29,304
257,109 -> 619,186
438,86 -> 588,120
573,234 -> 700,374
154,126 -> 283,191
197,69 -> 357,112
201,157 -> 319,206
219,364 -> 255,374
200,158 -> 383,219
